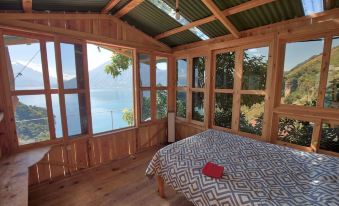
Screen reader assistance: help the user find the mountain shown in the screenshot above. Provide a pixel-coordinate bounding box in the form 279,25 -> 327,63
11,62 -> 57,89
64,61 -> 167,89
283,46 -> 339,105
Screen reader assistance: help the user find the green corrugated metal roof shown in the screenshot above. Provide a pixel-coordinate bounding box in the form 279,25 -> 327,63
0,0 -> 21,10
220,0 -> 305,31
32,0 -> 109,12
160,30 -> 201,47
121,0 -> 200,46
110,0 -> 131,14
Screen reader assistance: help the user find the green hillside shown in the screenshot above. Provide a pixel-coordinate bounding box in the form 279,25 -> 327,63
282,46 -> 339,106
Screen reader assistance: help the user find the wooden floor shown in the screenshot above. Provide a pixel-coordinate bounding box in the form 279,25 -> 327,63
29,147 -> 194,206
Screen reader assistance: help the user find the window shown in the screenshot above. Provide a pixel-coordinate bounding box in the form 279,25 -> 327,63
176,91 -> 186,118
281,39 -> 324,106
3,34 -> 62,145
156,57 -> 168,119
60,41 -> 88,137
320,122 -> 339,153
191,56 -> 206,122
278,117 -> 314,147
324,36 -> 339,109
87,44 -> 134,134
176,58 -> 188,119
215,52 -> 235,89
214,93 -> 232,128
240,95 -> 265,135
138,53 -> 168,123
213,51 -> 235,129
242,47 -> 269,90
239,47 -> 268,135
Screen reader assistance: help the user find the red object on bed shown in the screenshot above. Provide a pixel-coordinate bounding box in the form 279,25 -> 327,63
202,162 -> 224,178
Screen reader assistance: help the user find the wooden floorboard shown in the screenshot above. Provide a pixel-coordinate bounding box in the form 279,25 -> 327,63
29,147 -> 193,206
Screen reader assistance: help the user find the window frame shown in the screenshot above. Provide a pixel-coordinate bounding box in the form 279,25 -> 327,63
1,29 -> 139,147
271,32 -> 339,155
211,42 -> 272,140
175,53 -> 209,127
137,50 -> 169,125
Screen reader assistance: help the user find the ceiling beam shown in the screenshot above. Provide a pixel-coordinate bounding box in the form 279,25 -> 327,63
101,0 -> 121,14
201,0 -> 240,38
22,0 -> 32,13
154,0 -> 274,40
114,0 -> 144,18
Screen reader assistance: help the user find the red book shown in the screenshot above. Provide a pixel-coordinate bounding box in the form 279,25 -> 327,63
202,162 -> 224,178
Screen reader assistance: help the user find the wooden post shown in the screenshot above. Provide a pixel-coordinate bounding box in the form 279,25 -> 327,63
156,175 -> 165,198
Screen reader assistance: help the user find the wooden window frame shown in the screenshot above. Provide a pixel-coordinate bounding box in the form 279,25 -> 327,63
175,53 -> 210,128
0,28 -> 139,148
211,42 -> 272,140
137,50 -> 169,125
271,31 -> 339,156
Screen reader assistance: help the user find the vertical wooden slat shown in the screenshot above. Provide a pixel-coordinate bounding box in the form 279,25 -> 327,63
40,40 -> 56,139
231,48 -> 243,132
316,36 -> 333,107
54,37 -> 69,140
150,54 -> 157,121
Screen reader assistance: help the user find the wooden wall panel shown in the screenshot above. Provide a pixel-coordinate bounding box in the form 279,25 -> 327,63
175,122 -> 205,140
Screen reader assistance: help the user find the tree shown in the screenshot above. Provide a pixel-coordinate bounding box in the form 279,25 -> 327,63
104,53 -> 131,78
122,108 -> 134,126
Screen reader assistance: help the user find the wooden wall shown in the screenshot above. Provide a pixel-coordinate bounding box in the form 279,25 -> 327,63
28,122 -> 167,185
175,122 -> 205,141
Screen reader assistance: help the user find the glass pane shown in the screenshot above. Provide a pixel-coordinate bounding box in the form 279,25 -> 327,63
141,90 -> 151,122
65,93 -> 88,137
192,57 -> 206,88
176,91 -> 186,118
87,44 -> 134,134
278,118 -> 314,147
324,36 -> 339,109
3,35 -> 44,90
156,56 -> 167,86
46,42 -> 58,89
281,39 -> 324,106
61,43 -> 85,89
215,51 -> 235,89
240,95 -> 265,135
192,92 -> 204,122
320,122 -> 339,153
13,95 -> 50,145
139,53 -> 150,87
51,94 -> 63,138
176,59 -> 187,87
156,90 -> 167,119
214,93 -> 233,128
242,47 -> 269,90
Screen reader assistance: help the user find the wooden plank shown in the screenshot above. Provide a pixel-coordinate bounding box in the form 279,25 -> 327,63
114,0 -> 144,18
22,0 -> 32,13
231,48 -> 243,132
101,0 -> 121,14
155,0 -> 274,40
0,146 -> 50,206
0,19 -> 172,53
201,0 -> 240,38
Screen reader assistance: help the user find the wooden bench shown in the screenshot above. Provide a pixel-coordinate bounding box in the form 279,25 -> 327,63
0,146 -> 51,206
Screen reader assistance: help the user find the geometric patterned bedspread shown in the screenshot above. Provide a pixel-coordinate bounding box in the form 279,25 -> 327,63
145,129 -> 339,206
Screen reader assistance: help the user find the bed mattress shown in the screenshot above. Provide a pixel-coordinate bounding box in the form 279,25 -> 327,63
146,129 -> 339,206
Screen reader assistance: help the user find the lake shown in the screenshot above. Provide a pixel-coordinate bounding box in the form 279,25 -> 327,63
18,88 -> 134,138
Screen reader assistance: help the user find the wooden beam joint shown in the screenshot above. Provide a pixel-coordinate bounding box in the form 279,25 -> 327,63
22,0 -> 32,13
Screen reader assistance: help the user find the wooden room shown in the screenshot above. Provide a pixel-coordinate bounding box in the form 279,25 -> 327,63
0,0 -> 338,205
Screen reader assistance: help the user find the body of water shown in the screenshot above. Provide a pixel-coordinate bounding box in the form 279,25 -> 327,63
19,88 -> 134,138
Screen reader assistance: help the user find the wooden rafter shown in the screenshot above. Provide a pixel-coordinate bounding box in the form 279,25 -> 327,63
201,0 -> 240,38
155,0 -> 274,40
114,0 -> 144,18
22,0 -> 32,13
101,0 -> 121,14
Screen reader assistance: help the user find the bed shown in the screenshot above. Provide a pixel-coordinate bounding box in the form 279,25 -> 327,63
145,129 -> 339,206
